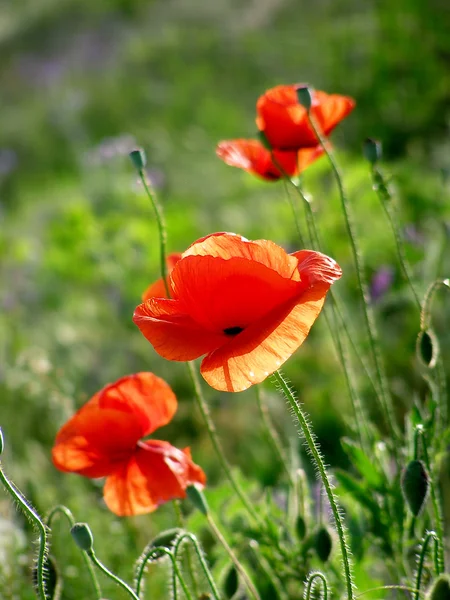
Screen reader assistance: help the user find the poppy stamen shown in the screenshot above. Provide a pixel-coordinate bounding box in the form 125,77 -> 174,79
224,326 -> 244,336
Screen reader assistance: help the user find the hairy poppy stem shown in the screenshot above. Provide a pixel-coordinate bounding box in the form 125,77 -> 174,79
172,502 -> 200,597
306,113 -> 399,444
187,362 -> 264,527
272,371 -> 355,600
305,571 -> 329,600
134,545 -> 194,600
135,166 -> 170,298
414,531 -> 440,600
0,434 -> 49,600
206,513 -> 261,600
255,386 -> 294,486
45,505 -> 102,599
87,550 -> 141,600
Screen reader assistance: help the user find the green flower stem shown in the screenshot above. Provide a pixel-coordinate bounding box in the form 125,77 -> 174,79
45,505 -> 102,599
186,361 -> 263,527
305,572 -> 329,600
136,167 -> 170,297
417,428 -> 445,574
87,549 -> 141,600
255,386 -> 294,486
173,533 -> 221,600
0,463 -> 49,600
420,279 -> 450,331
306,113 -> 399,442
172,502 -> 199,598
272,370 -> 355,600
134,546 -> 193,600
281,177 -> 306,247
370,165 -> 421,311
206,513 -> 261,600
414,531 -> 440,600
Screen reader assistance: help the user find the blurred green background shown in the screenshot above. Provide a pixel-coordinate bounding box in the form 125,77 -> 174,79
1,0 -> 450,597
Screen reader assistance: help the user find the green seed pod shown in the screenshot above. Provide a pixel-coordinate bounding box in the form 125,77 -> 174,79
186,485 -> 209,516
417,329 -> 439,369
296,85 -> 313,111
295,515 -> 307,541
149,528 -> 182,550
129,148 -> 147,171
401,459 -> 429,516
314,527 -> 333,562
426,574 -> 450,600
223,565 -> 239,599
70,523 -> 94,552
32,555 -> 59,600
363,138 -> 382,164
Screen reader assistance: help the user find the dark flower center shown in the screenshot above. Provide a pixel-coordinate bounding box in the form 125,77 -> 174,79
223,326 -> 244,336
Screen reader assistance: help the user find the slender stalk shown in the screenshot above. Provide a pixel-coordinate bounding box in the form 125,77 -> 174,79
172,502 -> 199,598
305,572 -> 329,600
306,112 -> 398,442
45,505 -> 102,599
281,177 -> 306,246
173,533 -> 221,600
187,361 -> 263,526
136,167 -> 170,297
0,466 -> 49,600
255,386 -> 294,485
272,370 -> 355,600
134,546 -> 193,599
206,513 -> 261,600
87,550 -> 141,600
414,531 -> 440,600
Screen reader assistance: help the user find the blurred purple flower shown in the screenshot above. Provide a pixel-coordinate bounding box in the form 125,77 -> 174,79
370,266 -> 394,303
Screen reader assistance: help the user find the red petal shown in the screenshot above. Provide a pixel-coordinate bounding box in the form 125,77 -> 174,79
142,253 -> 182,301
103,440 -> 206,516
52,373 -> 177,476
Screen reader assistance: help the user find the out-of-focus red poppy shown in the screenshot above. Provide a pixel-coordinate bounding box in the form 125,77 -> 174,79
256,85 -> 355,150
52,373 -> 206,516
216,139 -> 324,181
133,233 -> 341,393
142,253 -> 182,301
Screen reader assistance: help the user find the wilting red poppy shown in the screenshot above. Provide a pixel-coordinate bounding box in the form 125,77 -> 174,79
216,139 -> 324,181
142,253 -> 182,301
52,373 -> 206,516
134,233 -> 341,393
256,84 -> 355,150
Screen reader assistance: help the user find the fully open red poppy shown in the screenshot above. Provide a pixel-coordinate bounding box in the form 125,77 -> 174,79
216,139 -> 324,181
256,85 -> 355,151
52,373 -> 206,516
134,233 -> 342,392
142,253 -> 182,301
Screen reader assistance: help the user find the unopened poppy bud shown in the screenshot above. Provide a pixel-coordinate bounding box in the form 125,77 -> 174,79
149,528 -> 182,550
32,555 -> 58,599
295,515 -> 307,540
223,565 -> 239,598
129,148 -> 147,172
186,485 -> 209,516
314,526 -> 332,562
0,427 -> 4,455
401,459 -> 429,517
257,130 -> 272,150
426,574 -> 450,600
363,138 -> 382,164
296,85 -> 313,111
71,522 -> 94,552
417,329 -> 439,369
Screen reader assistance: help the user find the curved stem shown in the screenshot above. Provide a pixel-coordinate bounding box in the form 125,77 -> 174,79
172,502 -> 199,597
414,531 -> 440,600
45,505 -> 102,599
255,386 -> 294,485
137,168 -> 170,297
187,361 -> 263,527
134,546 -> 193,599
272,370 -> 355,600
173,533 -> 221,600
307,113 -> 398,442
420,279 -> 450,331
0,467 -> 49,600
87,550 -> 141,600
206,513 -> 261,600
305,572 -> 329,600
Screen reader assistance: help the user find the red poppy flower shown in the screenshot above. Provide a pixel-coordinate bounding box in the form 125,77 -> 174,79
52,373 -> 206,516
216,139 -> 324,181
142,253 -> 182,301
133,233 -> 342,393
256,84 -> 355,150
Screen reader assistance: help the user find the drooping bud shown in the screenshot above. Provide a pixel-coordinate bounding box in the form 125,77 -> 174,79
149,528 -> 182,550
129,148 -> 147,172
426,574 -> 450,600
223,565 -> 239,599
417,329 -> 439,369
32,555 -> 59,600
314,527 -> 333,562
186,485 -> 209,516
363,138 -> 382,164
401,460 -> 429,517
71,522 -> 94,552
296,85 -> 313,111
295,515 -> 307,541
